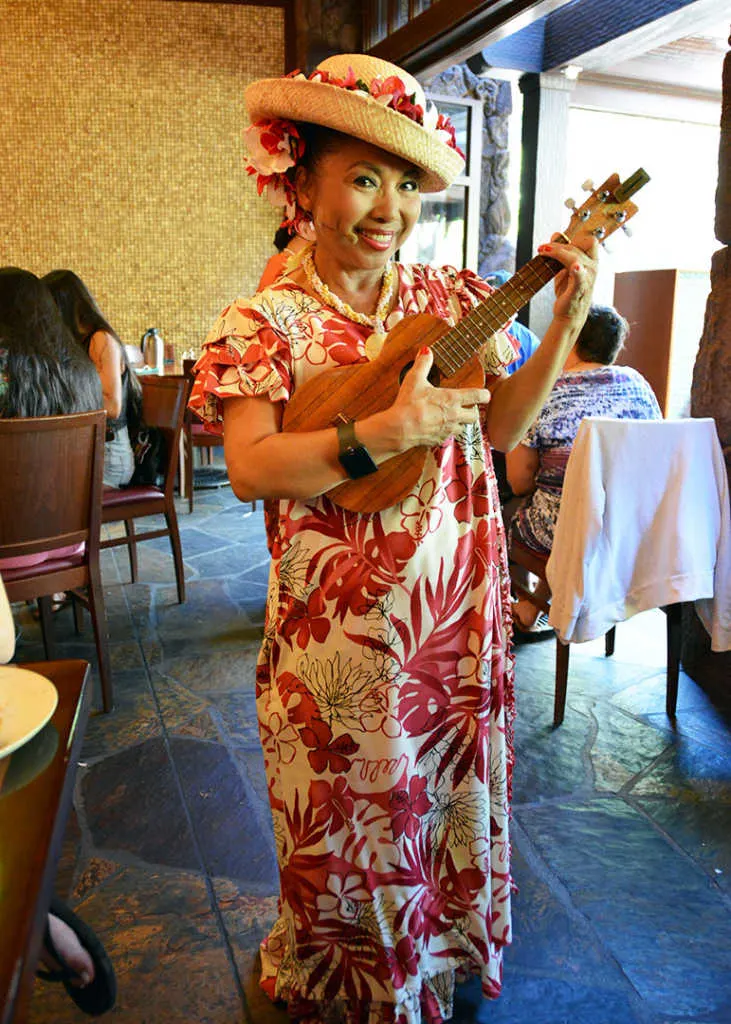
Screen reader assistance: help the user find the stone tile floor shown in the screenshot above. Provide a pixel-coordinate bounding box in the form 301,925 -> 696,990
11,480 -> 731,1024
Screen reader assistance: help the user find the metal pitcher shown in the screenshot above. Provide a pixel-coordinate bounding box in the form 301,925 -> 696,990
141,328 -> 164,373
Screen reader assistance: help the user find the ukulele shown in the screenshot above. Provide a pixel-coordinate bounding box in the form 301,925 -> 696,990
282,169 -> 650,513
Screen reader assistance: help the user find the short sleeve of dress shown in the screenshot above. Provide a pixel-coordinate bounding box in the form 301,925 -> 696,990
188,289 -> 294,435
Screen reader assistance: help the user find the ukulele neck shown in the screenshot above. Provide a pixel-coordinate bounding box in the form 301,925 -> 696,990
432,254 -> 564,375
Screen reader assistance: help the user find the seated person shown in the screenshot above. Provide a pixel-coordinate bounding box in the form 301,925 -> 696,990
0,268 -> 102,605
0,268 -> 101,420
506,303 -> 662,632
43,269 -> 142,488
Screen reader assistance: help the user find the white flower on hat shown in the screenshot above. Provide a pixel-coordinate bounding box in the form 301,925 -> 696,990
422,102 -> 439,133
243,120 -> 302,175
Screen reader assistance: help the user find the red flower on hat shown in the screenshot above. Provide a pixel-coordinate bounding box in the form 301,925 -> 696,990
435,113 -> 465,158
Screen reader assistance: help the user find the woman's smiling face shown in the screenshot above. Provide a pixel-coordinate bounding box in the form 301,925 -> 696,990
296,136 -> 422,272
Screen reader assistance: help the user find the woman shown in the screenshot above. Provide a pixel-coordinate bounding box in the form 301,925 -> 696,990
507,304 -> 662,632
0,267 -> 102,605
0,268 -> 101,418
189,53 -> 597,1024
43,270 -> 141,487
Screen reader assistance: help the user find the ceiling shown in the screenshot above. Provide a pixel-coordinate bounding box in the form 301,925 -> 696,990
578,19 -> 728,92
468,1 -> 728,95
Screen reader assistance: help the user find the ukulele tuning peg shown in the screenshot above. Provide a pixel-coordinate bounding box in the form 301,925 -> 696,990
621,223 -> 633,237
600,240 -> 613,254
564,197 -> 577,210
592,226 -> 607,240
581,179 -> 595,192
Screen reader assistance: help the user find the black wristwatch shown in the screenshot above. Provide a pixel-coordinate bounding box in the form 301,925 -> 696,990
336,418 -> 378,480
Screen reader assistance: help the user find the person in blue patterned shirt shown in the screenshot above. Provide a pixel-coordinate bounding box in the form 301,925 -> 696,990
506,303 -> 662,633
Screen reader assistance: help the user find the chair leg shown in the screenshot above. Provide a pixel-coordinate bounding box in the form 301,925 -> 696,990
87,569 -> 113,713
554,640 -> 570,727
164,505 -> 186,604
605,626 -> 616,658
665,603 -> 682,718
186,441 -> 194,514
124,519 -> 138,583
72,593 -> 84,634
37,596 -> 57,660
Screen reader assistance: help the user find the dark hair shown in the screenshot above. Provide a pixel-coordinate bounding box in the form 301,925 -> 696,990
43,268 -> 142,425
42,269 -> 119,351
575,304 -> 630,365
273,226 -> 293,252
295,123 -> 350,177
0,267 -> 102,417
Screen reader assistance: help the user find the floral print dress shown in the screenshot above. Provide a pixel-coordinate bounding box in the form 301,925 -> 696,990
189,263 -> 520,1024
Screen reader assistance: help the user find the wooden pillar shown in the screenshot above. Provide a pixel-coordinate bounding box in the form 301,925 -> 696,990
517,71 -> 576,336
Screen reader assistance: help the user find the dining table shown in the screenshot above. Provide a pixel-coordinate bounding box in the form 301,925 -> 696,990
0,659 -> 92,1024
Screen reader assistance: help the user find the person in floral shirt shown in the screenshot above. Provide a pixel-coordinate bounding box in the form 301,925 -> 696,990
189,53 -> 597,1024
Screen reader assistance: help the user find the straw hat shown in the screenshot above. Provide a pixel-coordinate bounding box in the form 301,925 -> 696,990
245,54 -> 465,193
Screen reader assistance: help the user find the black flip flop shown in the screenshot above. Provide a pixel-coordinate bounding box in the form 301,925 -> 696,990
36,896 -> 116,1016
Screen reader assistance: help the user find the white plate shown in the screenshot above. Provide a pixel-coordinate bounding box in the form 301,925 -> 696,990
0,666 -> 59,760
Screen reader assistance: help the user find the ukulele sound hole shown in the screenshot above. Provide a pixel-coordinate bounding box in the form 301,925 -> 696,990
399,361 -> 442,388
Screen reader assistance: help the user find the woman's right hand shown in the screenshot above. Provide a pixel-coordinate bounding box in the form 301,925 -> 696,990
385,346 -> 491,449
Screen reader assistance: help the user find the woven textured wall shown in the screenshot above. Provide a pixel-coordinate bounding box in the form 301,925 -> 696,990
1,0 -> 284,356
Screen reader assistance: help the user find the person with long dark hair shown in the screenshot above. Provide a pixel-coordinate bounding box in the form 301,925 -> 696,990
0,267 -> 102,601
0,268 -> 101,418
43,269 -> 141,487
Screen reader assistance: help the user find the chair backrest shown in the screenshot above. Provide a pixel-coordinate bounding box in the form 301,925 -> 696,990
0,410 -> 106,561
547,417 -> 729,645
139,375 -> 187,499
182,359 -> 195,427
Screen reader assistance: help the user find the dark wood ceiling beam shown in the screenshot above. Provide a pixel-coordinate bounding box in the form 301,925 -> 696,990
367,0 -> 575,74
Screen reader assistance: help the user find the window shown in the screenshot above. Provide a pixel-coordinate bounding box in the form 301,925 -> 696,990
399,95 -> 483,271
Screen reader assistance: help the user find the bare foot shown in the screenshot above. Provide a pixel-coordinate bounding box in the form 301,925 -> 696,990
41,914 -> 95,988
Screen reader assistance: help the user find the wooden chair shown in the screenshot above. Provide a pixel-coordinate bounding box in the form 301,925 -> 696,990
101,375 -> 186,603
182,358 -> 220,513
0,410 -> 114,712
510,538 -> 627,728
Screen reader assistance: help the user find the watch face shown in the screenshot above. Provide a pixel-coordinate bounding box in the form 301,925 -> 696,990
338,445 -> 378,480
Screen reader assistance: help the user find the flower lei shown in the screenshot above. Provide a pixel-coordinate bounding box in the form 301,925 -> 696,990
243,66 -> 465,234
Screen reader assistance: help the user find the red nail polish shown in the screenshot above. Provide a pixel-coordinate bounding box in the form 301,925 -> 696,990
572,262 -> 581,272
538,244 -> 552,253
420,346 -> 430,355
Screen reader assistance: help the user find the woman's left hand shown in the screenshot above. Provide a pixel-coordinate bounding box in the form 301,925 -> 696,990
538,234 -> 599,324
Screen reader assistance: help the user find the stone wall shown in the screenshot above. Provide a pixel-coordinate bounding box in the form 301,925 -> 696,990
423,64 -> 514,278
682,34 -> 731,690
